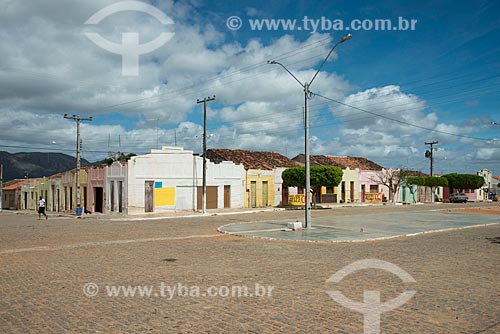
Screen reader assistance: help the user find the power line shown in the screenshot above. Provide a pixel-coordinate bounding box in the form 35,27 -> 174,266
312,92 -> 493,141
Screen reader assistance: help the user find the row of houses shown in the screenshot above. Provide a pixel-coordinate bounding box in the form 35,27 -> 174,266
2,146 -> 497,214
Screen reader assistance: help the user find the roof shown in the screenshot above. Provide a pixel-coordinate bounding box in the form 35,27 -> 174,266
206,149 -> 301,170
2,179 -> 29,191
406,170 -> 429,177
292,154 -> 384,170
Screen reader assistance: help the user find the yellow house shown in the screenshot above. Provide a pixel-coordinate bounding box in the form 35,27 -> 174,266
245,169 -> 274,208
319,167 -> 359,203
207,149 -> 300,208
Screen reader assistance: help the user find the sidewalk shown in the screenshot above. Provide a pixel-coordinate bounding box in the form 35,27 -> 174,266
0,207 -> 286,221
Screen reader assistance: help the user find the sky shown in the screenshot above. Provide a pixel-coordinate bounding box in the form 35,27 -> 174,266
0,0 -> 499,175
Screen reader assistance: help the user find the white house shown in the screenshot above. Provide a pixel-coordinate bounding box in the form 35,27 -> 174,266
127,146 -> 245,214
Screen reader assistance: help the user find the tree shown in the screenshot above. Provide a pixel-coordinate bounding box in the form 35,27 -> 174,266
282,166 -> 343,207
404,176 -> 448,202
442,174 -> 485,192
101,152 -> 136,166
404,176 -> 425,203
370,168 -> 411,203
424,176 -> 449,202
423,176 -> 448,188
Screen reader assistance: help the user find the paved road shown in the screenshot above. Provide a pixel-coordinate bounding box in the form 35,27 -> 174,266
0,203 -> 499,333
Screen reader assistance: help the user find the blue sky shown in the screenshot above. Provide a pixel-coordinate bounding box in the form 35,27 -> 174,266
0,0 -> 498,174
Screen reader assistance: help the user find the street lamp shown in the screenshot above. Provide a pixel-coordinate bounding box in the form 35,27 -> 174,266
268,33 -> 352,228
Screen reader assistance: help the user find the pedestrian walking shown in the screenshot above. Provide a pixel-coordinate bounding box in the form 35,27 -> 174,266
38,196 -> 48,220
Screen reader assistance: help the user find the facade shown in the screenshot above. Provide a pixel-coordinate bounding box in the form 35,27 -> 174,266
398,171 -> 433,203
477,168 -> 493,200
127,146 -> 245,214
493,176 -> 500,196
359,170 -> 388,203
207,149 -> 301,208
1,179 -> 29,210
293,154 -> 385,204
106,162 -> 127,213
87,165 -> 107,213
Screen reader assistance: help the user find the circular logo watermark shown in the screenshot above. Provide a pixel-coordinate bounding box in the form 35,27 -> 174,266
326,259 -> 416,334
83,282 -> 99,297
226,16 -> 243,30
84,1 -> 175,76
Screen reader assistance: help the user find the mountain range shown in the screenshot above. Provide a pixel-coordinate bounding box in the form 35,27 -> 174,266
0,151 -> 90,181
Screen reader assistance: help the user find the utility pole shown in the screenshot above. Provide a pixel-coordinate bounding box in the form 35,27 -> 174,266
196,96 -> 216,214
0,164 -> 3,212
269,33 -> 352,228
64,114 -> 93,216
424,141 -> 439,176
425,141 -> 439,203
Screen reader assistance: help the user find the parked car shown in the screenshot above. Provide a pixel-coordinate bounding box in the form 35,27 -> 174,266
449,193 -> 468,203
489,192 -> 498,201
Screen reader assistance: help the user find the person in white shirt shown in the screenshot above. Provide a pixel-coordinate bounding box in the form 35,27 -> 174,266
38,196 -> 48,220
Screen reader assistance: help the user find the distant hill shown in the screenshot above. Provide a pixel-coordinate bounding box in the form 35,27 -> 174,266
0,151 -> 90,181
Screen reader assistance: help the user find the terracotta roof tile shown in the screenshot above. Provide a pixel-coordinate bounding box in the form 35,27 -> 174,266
2,179 -> 30,191
206,149 -> 301,170
293,154 -> 384,170
406,170 -> 429,177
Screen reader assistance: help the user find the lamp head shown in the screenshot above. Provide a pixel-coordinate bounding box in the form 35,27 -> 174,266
340,34 -> 352,43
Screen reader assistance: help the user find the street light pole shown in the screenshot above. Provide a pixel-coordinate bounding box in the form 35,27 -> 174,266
64,114 -> 93,216
196,96 -> 216,214
269,33 -> 352,228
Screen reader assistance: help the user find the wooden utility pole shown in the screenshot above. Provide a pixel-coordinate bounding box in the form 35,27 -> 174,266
196,96 -> 216,214
0,164 -> 3,211
425,141 -> 439,203
64,114 -> 93,216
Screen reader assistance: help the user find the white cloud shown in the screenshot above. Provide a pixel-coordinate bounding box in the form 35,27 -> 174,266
0,0 -> 497,174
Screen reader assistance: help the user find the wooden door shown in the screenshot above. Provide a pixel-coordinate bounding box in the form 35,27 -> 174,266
224,185 -> 230,208
250,181 -> 256,208
350,181 -> 354,202
197,186 -> 218,209
145,181 -> 154,213
262,181 -> 268,206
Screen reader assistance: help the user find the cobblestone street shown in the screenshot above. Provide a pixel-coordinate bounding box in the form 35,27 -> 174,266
1,203 -> 499,333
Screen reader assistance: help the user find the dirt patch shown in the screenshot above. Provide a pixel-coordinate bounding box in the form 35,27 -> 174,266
447,207 -> 500,215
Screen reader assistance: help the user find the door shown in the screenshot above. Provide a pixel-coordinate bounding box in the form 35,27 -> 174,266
282,186 -> 289,206
197,186 -> 219,209
224,185 -> 230,208
145,181 -> 154,213
250,181 -> 256,208
262,181 -> 269,206
110,181 -> 115,212
341,181 -> 346,203
94,187 -> 103,213
361,184 -> 366,202
350,181 -> 354,202
83,186 -> 87,211
118,181 -> 123,213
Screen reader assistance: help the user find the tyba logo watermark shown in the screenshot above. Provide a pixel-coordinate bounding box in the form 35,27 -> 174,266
84,1 -> 175,76
326,259 -> 416,334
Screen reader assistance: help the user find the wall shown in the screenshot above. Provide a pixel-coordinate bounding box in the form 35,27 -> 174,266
273,167 -> 287,206
107,162 -> 127,213
358,170 -> 391,202
87,165 -> 107,213
127,146 -> 244,214
244,169 -> 274,208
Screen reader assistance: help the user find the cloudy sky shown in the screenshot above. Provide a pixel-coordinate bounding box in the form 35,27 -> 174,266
0,0 -> 498,174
